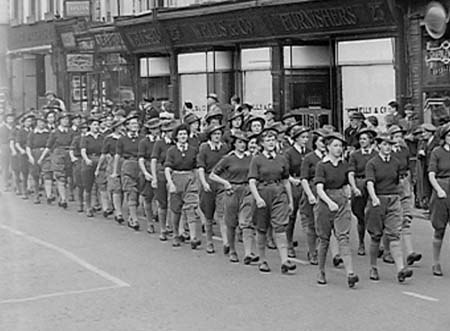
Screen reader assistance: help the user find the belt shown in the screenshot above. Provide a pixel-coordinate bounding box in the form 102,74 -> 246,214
230,182 -> 248,185
56,146 -> 70,150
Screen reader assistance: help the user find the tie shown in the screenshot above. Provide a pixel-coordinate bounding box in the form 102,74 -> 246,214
363,149 -> 368,155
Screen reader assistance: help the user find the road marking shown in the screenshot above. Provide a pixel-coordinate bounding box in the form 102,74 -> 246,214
0,224 -> 130,288
403,291 -> 439,302
0,285 -> 124,305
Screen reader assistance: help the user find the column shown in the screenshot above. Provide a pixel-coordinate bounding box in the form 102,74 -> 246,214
271,43 -> 284,120
169,50 -> 179,118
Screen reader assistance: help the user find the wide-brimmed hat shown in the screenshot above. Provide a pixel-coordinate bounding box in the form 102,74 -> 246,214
207,93 -> 219,102
205,106 -> 223,123
375,133 -> 396,145
228,111 -> 244,122
324,132 -> 347,145
57,112 -> 71,121
70,112 -> 84,120
291,126 -> 311,139
421,123 -> 437,132
123,114 -> 139,124
114,109 -> 126,117
45,90 -> 56,97
246,115 -> 265,127
35,115 -> 47,123
272,122 -> 287,134
356,128 -> 377,139
260,123 -> 280,136
285,121 -> 302,135
161,119 -> 178,132
387,125 -> 406,136
20,112 -> 36,123
440,124 -> 450,139
205,124 -> 225,138
110,118 -> 126,130
230,130 -> 249,142
184,113 -> 201,125
282,111 -> 298,122
424,1 -> 449,39
242,102 -> 253,110
264,108 -> 276,115
145,117 -> 161,129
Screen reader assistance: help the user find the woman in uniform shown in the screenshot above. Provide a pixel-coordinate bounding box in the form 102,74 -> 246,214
0,112 -> 15,191
97,118 -> 125,224
314,132 -> 359,287
26,115 -> 51,204
365,133 -> 413,283
138,117 -> 161,233
284,125 -> 311,258
389,125 -> 422,266
246,115 -> 265,135
70,121 -> 88,212
80,116 -> 104,217
16,113 -> 35,199
38,112 -> 74,209
223,111 -> 243,146
112,115 -> 141,230
151,120 -> 176,241
165,123 -> 201,249
210,130 -> 258,264
347,128 -> 377,256
428,124 -> 450,276
197,124 -> 229,254
184,113 -> 201,150
248,124 -> 295,274
300,129 -> 327,265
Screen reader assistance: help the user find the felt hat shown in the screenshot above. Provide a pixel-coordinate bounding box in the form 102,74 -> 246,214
145,117 -> 162,129
184,113 -> 201,125
291,125 -> 311,139
375,133 -> 396,145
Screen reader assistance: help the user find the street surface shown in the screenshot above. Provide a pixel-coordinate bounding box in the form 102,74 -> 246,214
0,193 -> 449,331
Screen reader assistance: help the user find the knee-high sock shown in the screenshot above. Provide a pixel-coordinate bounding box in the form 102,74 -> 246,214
84,191 -> 92,211
369,239 -> 380,267
44,179 -> 52,199
219,217 -> 228,246
256,232 -> 267,262
158,208 -> 167,233
275,232 -> 288,264
390,240 -> 405,272
205,219 -> 214,244
112,193 -> 122,216
402,233 -> 414,256
433,238 -> 443,265
57,181 -> 66,202
144,199 -> 153,224
318,238 -> 329,272
100,191 -> 110,212
242,228 -> 255,257
227,226 -> 236,252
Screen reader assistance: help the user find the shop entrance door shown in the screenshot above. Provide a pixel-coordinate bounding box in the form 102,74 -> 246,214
285,69 -> 332,128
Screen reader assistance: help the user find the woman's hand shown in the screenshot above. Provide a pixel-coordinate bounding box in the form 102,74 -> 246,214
328,201 -> 339,212
255,197 -> 266,209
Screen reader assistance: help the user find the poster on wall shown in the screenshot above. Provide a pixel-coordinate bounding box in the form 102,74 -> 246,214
67,54 -> 94,72
341,64 -> 396,132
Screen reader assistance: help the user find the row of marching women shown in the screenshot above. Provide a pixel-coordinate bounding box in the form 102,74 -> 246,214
2,102 -> 450,289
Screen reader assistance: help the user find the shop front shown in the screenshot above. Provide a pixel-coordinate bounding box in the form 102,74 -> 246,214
117,0 -> 401,128
7,21 -> 58,112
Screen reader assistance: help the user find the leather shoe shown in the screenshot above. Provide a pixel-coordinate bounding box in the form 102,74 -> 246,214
383,253 -> 395,264
115,215 -> 124,224
172,236 -> 181,247
308,252 -> 318,265
377,247 -> 384,258
86,209 -> 94,218
397,267 -> 413,283
258,261 -> 271,273
357,245 -> 366,256
432,264 -> 443,277
206,243 -> 215,254
333,255 -> 343,267
406,252 -> 422,266
317,271 -> 327,285
281,260 -> 296,274
369,267 -> 380,281
223,245 -> 230,255
347,273 -> 359,288
191,239 -> 201,250
159,233 -> 168,242
266,239 -> 277,250
229,252 -> 239,263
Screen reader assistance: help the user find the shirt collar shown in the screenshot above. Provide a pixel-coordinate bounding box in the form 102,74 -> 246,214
127,131 -> 138,139
314,150 -> 324,159
361,146 -> 374,155
293,143 -> 306,155
147,134 -> 159,142
86,131 -> 100,138
208,140 -> 223,151
177,142 -> 188,152
58,126 -> 68,133
322,155 -> 342,166
262,150 -> 277,159
230,150 -> 250,159
286,137 -> 294,146
379,153 -> 390,163
444,144 -> 450,152
34,128 -> 49,134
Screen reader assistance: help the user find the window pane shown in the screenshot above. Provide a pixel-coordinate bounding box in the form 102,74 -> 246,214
179,74 -> 207,118
243,70 -> 272,116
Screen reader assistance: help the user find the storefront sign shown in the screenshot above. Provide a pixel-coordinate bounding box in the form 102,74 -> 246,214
121,25 -> 163,50
423,38 -> 450,86
60,31 -> 77,48
8,22 -> 56,50
76,35 -> 95,51
65,0 -> 91,17
94,32 -> 126,52
67,54 -> 94,72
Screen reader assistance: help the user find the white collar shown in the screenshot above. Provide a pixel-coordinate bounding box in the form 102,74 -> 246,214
127,131 -> 138,139
379,153 -> 390,162
58,126 -> 68,133
444,144 -> 450,152
86,131 -> 100,138
34,128 -> 49,134
177,142 -> 188,152
322,156 -> 342,166
164,135 -> 172,144
293,143 -> 306,155
147,134 -> 159,142
208,140 -> 223,151
262,150 -> 277,159
230,150 -> 249,159
314,150 -> 324,159
361,146 -> 374,155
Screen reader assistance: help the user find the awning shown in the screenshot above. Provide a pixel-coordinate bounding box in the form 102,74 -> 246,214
7,45 -> 52,56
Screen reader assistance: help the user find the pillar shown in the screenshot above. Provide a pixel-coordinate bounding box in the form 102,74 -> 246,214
271,43 -> 284,120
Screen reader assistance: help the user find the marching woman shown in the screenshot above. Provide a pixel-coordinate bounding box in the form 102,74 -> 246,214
248,124 -> 296,274
389,125 -> 422,266
138,118 -> 161,234
428,124 -> 450,276
151,120 -> 176,241
112,115 -> 141,230
45,108 -> 57,131
38,112 -> 74,209
314,132 -> 359,287
15,113 -> 35,199
165,123 -> 201,249
210,130 -> 258,264
246,115 -> 265,135
300,129 -> 327,265
0,112 -> 15,191
80,116 -> 104,217
284,125 -> 311,258
70,122 -> 88,212
97,118 -> 125,224
184,113 -> 202,149
347,128 -> 377,256
197,124 -> 229,254
223,111 -> 243,146
365,133 -> 413,283
26,115 -> 51,204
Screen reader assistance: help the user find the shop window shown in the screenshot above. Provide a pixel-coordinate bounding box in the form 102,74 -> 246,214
338,38 -> 395,130
140,56 -> 170,102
